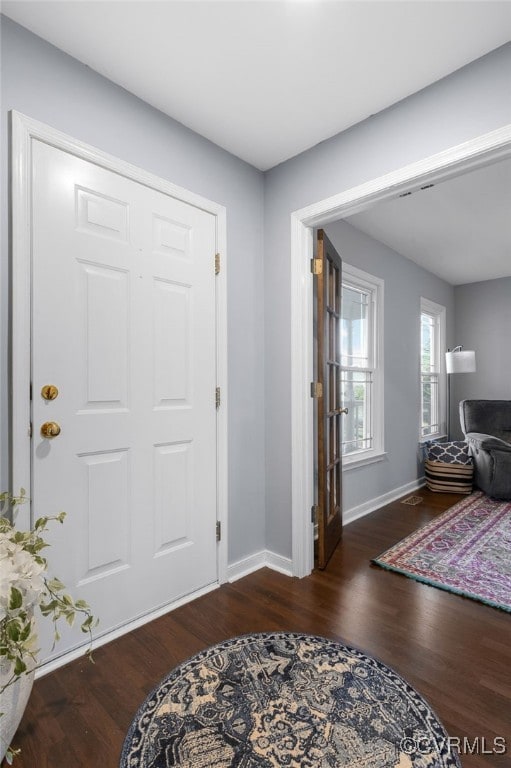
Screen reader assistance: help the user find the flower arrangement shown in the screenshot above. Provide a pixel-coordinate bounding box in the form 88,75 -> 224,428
0,490 -> 97,763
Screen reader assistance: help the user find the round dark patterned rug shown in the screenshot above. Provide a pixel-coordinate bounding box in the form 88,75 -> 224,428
120,632 -> 460,767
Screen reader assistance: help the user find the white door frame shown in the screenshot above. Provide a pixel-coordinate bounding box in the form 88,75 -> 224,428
10,110 -> 229,585
290,123 -> 511,578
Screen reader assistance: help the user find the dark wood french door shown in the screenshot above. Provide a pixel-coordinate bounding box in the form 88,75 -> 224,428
313,229 -> 345,569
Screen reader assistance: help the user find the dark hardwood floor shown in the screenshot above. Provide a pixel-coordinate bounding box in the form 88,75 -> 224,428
9,488 -> 511,767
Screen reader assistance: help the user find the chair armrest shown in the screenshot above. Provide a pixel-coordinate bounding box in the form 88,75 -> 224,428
465,432 -> 511,453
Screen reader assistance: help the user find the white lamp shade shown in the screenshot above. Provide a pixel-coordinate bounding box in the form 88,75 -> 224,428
445,349 -> 476,374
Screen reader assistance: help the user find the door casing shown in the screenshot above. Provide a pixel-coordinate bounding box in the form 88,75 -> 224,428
290,124 -> 511,578
10,110 -> 228,594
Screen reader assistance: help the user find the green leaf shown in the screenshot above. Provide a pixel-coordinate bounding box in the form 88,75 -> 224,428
14,657 -> 27,676
80,615 -> 94,631
39,599 -> 59,616
46,577 -> 65,592
19,622 -> 32,642
1,492 -> 98,677
9,587 -> 23,610
5,745 -> 21,764
7,623 -> 20,642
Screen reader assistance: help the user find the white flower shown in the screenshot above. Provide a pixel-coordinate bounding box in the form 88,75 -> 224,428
0,533 -> 46,620
0,492 -> 96,725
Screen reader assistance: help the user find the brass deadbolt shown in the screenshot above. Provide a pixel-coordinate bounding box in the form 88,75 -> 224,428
41,385 -> 59,401
40,421 -> 61,438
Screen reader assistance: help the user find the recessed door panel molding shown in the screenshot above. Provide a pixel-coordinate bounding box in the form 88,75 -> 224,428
79,261 -> 129,409
13,115 -> 227,668
153,278 -> 191,408
153,442 -> 193,556
152,214 -> 191,259
78,449 -> 130,584
76,186 -> 129,242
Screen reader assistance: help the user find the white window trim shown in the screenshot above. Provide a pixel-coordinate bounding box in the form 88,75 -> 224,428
420,297 -> 446,443
341,263 -> 384,469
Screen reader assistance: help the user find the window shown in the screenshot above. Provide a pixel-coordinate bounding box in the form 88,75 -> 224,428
340,264 -> 384,467
420,298 -> 446,440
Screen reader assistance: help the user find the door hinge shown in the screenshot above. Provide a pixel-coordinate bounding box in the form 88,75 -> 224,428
310,257 -> 323,275
215,253 -> 221,275
311,505 -> 319,524
215,387 -> 221,409
28,422 -> 32,437
310,381 -> 323,398
216,520 -> 221,542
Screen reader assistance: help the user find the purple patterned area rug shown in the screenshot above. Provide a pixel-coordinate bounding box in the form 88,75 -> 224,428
373,491 -> 511,612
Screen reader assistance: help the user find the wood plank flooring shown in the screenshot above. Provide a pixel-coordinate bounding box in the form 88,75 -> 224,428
9,488 -> 511,767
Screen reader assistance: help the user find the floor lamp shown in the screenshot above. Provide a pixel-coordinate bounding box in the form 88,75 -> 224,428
445,345 -> 476,440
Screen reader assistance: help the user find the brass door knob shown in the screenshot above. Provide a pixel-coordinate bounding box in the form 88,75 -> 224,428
40,421 -> 61,438
41,385 -> 59,401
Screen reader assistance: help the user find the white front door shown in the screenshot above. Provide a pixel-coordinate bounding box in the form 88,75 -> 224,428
31,140 -> 218,662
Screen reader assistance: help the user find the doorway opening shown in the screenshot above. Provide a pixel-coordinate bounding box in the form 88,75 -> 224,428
290,124 -> 511,578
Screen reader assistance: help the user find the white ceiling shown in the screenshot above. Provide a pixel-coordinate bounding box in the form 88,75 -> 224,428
2,0 -> 511,170
346,157 -> 511,285
2,1 -> 511,285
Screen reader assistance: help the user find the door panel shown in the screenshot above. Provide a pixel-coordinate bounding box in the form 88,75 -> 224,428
31,140 -> 218,661
314,229 -> 344,569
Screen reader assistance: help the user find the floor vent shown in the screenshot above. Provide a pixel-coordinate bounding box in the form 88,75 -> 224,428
401,495 -> 423,506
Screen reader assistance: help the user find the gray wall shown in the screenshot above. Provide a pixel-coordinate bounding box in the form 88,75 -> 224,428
0,16 -> 266,564
452,277 -> 511,439
3,17 -> 511,569
264,43 -> 511,560
324,220 -> 454,511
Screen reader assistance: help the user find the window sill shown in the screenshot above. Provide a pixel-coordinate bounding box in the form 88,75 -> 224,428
342,451 -> 387,471
419,434 -> 447,445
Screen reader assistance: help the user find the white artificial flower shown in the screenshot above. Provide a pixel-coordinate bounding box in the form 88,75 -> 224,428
0,533 -> 46,619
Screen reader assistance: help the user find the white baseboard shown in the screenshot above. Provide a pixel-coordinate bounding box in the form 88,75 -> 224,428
37,481 -> 425,679
228,479 -> 426,582
35,581 -> 219,679
265,550 -> 294,577
343,478 -> 426,526
227,550 -> 267,582
228,549 -> 293,582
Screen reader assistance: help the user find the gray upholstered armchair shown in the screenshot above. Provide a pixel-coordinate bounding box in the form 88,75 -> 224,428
459,400 -> 511,499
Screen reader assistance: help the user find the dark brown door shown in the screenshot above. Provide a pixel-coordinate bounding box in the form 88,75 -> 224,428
314,229 -> 345,569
